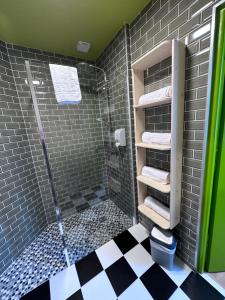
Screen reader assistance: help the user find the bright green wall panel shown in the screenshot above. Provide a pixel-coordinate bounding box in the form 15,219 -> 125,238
206,8 -> 225,272
198,6 -> 225,272
0,0 -> 150,60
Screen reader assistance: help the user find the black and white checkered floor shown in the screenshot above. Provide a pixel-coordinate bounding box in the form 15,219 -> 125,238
21,224 -> 225,300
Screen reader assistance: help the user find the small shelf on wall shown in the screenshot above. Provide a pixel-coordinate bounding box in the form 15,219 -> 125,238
134,97 -> 171,109
138,204 -> 170,229
132,40 -> 173,71
135,142 -> 171,151
132,39 -> 185,230
137,175 -> 171,193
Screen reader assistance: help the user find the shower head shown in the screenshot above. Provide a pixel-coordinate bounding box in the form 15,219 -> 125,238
96,118 -> 111,128
76,61 -> 107,83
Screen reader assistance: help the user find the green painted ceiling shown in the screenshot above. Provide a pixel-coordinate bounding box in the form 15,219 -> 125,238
0,0 -> 149,60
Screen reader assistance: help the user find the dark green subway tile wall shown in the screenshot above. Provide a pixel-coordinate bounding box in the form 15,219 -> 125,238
96,26 -> 135,218
8,45 -> 107,223
0,41 -> 47,273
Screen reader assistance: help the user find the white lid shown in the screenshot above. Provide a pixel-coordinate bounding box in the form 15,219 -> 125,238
151,227 -> 173,245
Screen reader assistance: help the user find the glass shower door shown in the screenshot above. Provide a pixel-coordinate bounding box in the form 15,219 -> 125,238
24,48 -> 134,269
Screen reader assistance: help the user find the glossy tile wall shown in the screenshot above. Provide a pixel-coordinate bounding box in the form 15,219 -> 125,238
6,44 -> 107,223
129,0 -> 217,268
0,41 -> 47,274
96,26 -> 135,218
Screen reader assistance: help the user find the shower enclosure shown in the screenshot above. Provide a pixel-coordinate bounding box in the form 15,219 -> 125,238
24,55 -> 134,264
0,25 -> 135,299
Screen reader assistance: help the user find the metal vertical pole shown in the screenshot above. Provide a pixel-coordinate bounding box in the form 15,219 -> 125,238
124,25 -> 138,225
25,60 -> 70,267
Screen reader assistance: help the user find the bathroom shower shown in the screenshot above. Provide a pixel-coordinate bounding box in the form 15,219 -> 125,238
76,61 -> 113,131
76,62 -> 107,82
21,56 -> 134,268
0,23 -> 137,299
76,61 -> 118,154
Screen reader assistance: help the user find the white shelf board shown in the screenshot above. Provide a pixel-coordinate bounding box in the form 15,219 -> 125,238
137,175 -> 171,193
131,40 -> 172,71
134,97 -> 171,108
136,142 -> 171,151
138,204 -> 170,229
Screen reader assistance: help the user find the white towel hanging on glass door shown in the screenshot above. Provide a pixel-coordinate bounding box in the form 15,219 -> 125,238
49,64 -> 82,104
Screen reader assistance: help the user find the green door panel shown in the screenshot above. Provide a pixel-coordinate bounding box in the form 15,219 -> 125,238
206,81 -> 225,271
198,7 -> 225,272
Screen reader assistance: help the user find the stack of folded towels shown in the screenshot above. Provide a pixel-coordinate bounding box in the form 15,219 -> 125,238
142,166 -> 170,185
142,132 -> 171,146
139,85 -> 172,106
144,196 -> 170,220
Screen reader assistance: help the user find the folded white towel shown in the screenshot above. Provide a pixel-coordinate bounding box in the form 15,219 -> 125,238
144,196 -> 170,220
142,166 -> 170,184
49,64 -> 81,105
142,132 -> 171,145
139,86 -> 172,106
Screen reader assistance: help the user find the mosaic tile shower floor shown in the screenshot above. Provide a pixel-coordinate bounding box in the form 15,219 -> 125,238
0,199 -> 132,300
61,184 -> 108,218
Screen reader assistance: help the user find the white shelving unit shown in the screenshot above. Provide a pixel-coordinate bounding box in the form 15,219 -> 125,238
134,96 -> 171,109
132,40 -> 185,230
135,142 -> 171,151
137,175 -> 171,194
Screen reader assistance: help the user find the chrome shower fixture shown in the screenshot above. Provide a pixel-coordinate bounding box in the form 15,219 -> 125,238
76,61 -> 108,83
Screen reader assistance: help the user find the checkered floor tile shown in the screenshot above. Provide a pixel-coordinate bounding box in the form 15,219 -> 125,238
20,224 -> 225,300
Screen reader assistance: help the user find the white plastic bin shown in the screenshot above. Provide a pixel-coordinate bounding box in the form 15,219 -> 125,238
150,226 -> 177,270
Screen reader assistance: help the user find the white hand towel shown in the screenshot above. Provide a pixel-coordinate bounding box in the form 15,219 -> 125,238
139,86 -> 172,106
144,196 -> 170,221
49,64 -> 81,105
142,166 -> 170,184
142,132 -> 171,145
